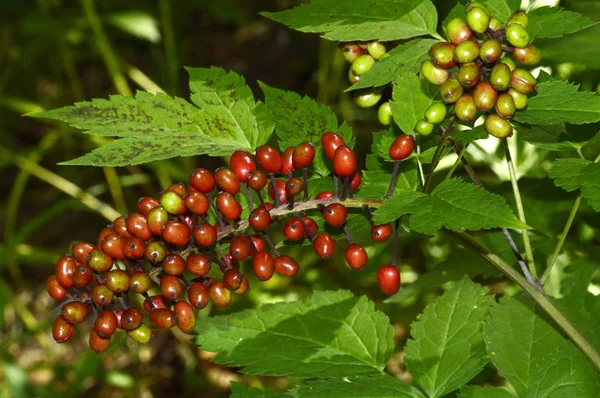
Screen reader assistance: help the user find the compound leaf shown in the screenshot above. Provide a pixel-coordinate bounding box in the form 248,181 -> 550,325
483,297 -> 600,397
458,386 -> 514,398
372,191 -> 426,225
516,123 -> 599,151
549,159 -> 600,212
405,278 -> 494,398
480,0 -> 521,22
527,7 -> 597,39
285,375 -> 425,398
195,290 -> 394,378
262,0 -> 438,42
392,71 -> 440,135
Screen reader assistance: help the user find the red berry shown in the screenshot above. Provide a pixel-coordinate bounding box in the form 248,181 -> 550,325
321,132 -> 345,160
333,145 -> 356,177
61,300 -> 89,324
123,237 -> 146,260
247,170 -> 268,191
292,142 -> 315,169
274,255 -> 300,277
249,207 -> 271,231
223,269 -> 244,290
229,236 -> 252,261
323,203 -> 347,227
163,254 -> 186,275
55,255 -> 77,289
126,214 -> 152,241
283,218 -> 304,241
313,233 -> 335,260
94,310 -> 119,338
160,274 -> 184,300
282,146 -> 296,175
215,167 -> 241,195
112,217 -> 131,238
189,168 -> 215,193
371,224 -> 393,242
97,227 -> 113,248
229,151 -> 257,182
345,244 -> 368,270
89,330 -> 111,353
209,282 -> 232,307
166,182 -> 187,196
72,265 -> 94,288
174,301 -> 196,334
302,217 -> 319,239
187,282 -> 210,309
255,145 -> 283,173
316,191 -> 334,200
149,308 -> 177,328
285,177 -> 304,197
377,265 -> 400,295
119,307 -> 143,331
47,275 -> 68,301
267,178 -> 289,205
184,191 -> 210,215
193,223 -> 217,247
143,295 -> 170,313
389,134 -> 415,160
216,192 -> 243,220
101,233 -> 126,260
129,271 -> 152,293
350,171 -> 362,189
162,221 -> 191,247
137,196 -> 160,216
71,242 -> 95,265
52,315 -> 74,343
249,235 -> 265,253
253,251 -> 275,281
234,277 -> 250,295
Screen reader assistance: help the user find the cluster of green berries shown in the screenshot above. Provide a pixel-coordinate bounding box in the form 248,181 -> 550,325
47,133 -> 417,351
419,3 -> 539,138
340,40 -> 392,115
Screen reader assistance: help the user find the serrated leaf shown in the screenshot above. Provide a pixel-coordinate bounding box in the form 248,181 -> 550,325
286,375 -> 426,398
480,0 -> 521,22
549,159 -> 600,212
195,290 -> 394,378
391,72 -> 440,135
405,179 -> 529,235
537,25 -> 600,69
514,80 -> 600,125
28,68 -> 273,166
483,297 -> 600,397
372,191 -> 426,225
458,386 -> 514,398
259,82 -> 353,176
442,3 -> 467,31
405,278 -> 494,398
453,125 -> 488,144
385,250 -> 498,303
527,7 -> 597,39
230,382 -> 279,398
346,38 -> 437,91
262,0 -> 438,42
359,169 -> 420,197
560,258 -> 598,304
516,122 -> 599,151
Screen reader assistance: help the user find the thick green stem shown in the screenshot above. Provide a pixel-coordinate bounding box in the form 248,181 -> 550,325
503,140 -> 537,279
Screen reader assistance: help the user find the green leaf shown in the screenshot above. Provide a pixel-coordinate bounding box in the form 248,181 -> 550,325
453,125 -> 488,144
262,0 -> 438,42
391,72 -> 440,135
516,123 -> 599,151
346,38 -> 437,91
527,7 -> 597,39
230,382 -> 279,398
479,0 -> 521,22
385,249 -> 498,303
286,375 -> 426,398
106,11 -> 161,43
442,3 -> 466,31
405,179 -> 529,235
537,25 -> 600,68
195,290 -> 394,378
28,67 -> 273,166
259,82 -> 353,176
549,159 -> 600,212
372,191 -> 426,225
513,80 -> 600,125
458,385 -> 514,398
483,297 -> 600,397
405,278 -> 494,398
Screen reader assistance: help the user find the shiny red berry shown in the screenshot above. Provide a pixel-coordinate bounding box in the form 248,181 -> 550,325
267,178 -> 289,205
55,255 -> 77,289
162,221 -> 191,247
292,142 -> 316,169
187,282 -> 210,309
281,146 -> 296,175
215,167 -> 241,195
389,135 -> 415,160
216,192 -> 243,220
229,151 -> 257,182
61,300 -> 89,324
47,275 -> 68,301
160,274 -> 184,300
253,251 -> 275,281
163,254 -> 186,275
377,265 -> 400,295
101,233 -> 126,261
193,223 -> 218,247
121,307 -> 144,330
313,233 -> 335,260
209,282 -> 232,308
52,315 -> 74,343
189,168 -> 215,193
123,237 -> 146,260
249,207 -> 271,231
89,330 -> 111,353
345,244 -> 368,270
174,301 -> 196,334
223,269 -> 245,290
274,255 -> 300,277
149,308 -> 177,328
371,224 -> 392,242
255,145 -> 283,173
321,132 -> 345,160
285,177 -> 304,197
323,203 -> 347,227
137,196 -> 160,216
229,236 -> 252,261
247,170 -> 268,191
283,218 -> 304,241
332,145 -> 356,177
94,310 -> 119,338
71,242 -> 95,265
184,191 -> 210,215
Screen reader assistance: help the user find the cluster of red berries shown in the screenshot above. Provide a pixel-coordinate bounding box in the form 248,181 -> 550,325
47,131 -> 416,351
419,3 -> 539,138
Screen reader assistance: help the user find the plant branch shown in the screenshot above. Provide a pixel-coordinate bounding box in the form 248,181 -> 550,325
444,143 -> 469,181
503,140 -> 537,279
424,117 -> 457,193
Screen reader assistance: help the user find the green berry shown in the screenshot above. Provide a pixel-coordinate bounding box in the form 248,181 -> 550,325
340,42 -> 365,63
446,18 -> 473,45
488,17 -> 502,31
367,41 -> 387,60
490,63 -> 512,91
378,102 -> 393,125
348,68 -> 360,85
501,56 -> 517,71
510,68 -> 537,94
508,88 -> 529,110
440,77 -> 464,103
506,24 -> 530,48
415,119 -> 435,136
454,40 -> 480,64
160,191 -> 186,215
429,42 -> 456,69
479,39 -> 502,64
485,114 -> 513,138
495,93 -> 516,119
454,94 -> 477,122
507,10 -> 529,28
512,46 -> 541,66
424,102 -> 447,124
421,60 -> 449,85
465,2 -> 489,15
457,62 -> 481,88
127,324 -> 153,344
354,89 -> 382,108
473,82 -> 498,112
466,6 -> 491,33
351,54 -> 375,76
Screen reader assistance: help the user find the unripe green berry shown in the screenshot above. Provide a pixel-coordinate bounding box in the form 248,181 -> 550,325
485,114 -> 513,138
490,63 -> 512,91
457,62 -> 481,88
488,17 -> 502,31
507,10 -> 529,28
354,89 -> 382,108
127,324 -> 152,344
446,18 -> 473,45
351,54 -> 375,76
466,6 -> 491,33
348,68 -> 360,85
415,119 -> 435,136
501,56 -> 517,71
495,93 -> 516,119
510,68 -> 537,94
454,40 -> 480,64
429,42 -> 456,69
479,39 -> 502,64
508,88 -> 529,110
473,82 -> 498,112
378,102 -> 393,125
454,94 -> 478,122
367,41 -> 387,60
440,77 -> 464,103
512,46 -> 541,66
160,191 -> 186,215
424,102 -> 447,124
88,249 -> 113,273
421,60 -> 449,85
465,2 -> 489,15
506,24 -> 530,48
340,42 -> 365,63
